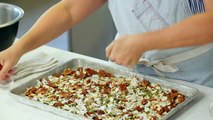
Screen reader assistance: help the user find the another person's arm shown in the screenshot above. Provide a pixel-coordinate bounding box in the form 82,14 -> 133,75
0,0 -> 106,79
106,1 -> 213,66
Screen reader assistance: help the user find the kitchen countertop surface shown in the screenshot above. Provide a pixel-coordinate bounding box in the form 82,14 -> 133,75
0,46 -> 213,120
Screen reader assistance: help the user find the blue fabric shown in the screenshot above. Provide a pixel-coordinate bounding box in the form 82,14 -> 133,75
108,0 -> 213,88
188,0 -> 205,14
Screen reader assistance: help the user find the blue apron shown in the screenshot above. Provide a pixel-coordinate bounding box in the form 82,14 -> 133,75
108,0 -> 213,87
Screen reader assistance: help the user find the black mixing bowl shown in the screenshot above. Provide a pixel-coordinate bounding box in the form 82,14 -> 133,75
0,3 -> 24,51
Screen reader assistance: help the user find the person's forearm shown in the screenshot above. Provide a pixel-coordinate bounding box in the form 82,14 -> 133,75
139,13 -> 213,51
11,0 -> 106,56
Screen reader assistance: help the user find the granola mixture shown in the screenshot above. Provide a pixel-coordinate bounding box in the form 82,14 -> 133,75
25,67 -> 185,120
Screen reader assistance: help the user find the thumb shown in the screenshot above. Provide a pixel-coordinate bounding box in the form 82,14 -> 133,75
105,41 -> 115,58
0,63 -> 12,80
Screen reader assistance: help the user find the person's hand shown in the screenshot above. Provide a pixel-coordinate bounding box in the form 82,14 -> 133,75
106,35 -> 147,67
0,47 -> 21,80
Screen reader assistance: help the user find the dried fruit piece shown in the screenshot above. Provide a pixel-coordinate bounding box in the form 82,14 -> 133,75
63,68 -> 73,75
86,79 -> 91,84
163,106 -> 170,113
49,95 -> 59,101
122,99 -> 128,102
118,106 -> 125,110
47,81 -> 58,88
53,102 -> 64,107
93,117 -> 100,120
60,92 -> 71,98
98,69 -> 114,78
85,111 -> 94,116
141,99 -> 148,105
151,116 -> 157,120
96,110 -> 105,115
156,107 -> 164,115
119,83 -> 127,91
25,87 -> 37,97
140,80 -> 150,87
135,106 -> 144,111
85,68 -> 97,77
81,89 -> 88,96
177,94 -> 185,104
66,99 -> 75,104
36,87 -> 48,94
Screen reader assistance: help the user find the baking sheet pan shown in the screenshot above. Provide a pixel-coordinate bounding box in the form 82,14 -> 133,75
9,58 -> 199,120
